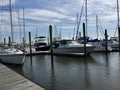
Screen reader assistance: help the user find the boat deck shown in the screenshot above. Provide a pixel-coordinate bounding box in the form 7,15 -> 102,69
0,63 -> 45,90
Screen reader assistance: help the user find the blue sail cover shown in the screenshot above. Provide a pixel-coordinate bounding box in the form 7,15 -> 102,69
86,39 -> 101,42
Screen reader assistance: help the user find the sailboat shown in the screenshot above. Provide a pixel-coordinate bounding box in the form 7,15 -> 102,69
76,0 -> 113,52
86,15 -> 112,52
108,0 -> 120,51
0,0 -> 25,65
0,47 -> 25,64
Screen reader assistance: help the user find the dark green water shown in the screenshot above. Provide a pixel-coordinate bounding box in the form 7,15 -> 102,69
8,52 -> 120,90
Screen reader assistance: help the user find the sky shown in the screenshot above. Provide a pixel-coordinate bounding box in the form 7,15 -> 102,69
0,0 -> 119,43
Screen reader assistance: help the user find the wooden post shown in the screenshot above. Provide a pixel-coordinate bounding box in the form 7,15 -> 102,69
4,38 -> 6,46
118,27 -> 120,51
23,37 -> 25,48
29,32 -> 32,63
105,29 -> 108,53
8,36 -> 11,46
49,25 -> 54,67
83,23 -> 86,55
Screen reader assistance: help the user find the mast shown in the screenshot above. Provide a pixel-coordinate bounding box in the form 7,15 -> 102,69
75,0 -> 84,40
17,11 -> 22,43
85,0 -> 87,36
117,0 -> 119,27
23,8 -> 26,47
96,15 -> 98,39
117,0 -> 120,51
9,0 -> 14,44
75,13 -> 79,40
23,8 -> 26,41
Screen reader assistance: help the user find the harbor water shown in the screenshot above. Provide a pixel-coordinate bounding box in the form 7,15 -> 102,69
8,52 -> 120,90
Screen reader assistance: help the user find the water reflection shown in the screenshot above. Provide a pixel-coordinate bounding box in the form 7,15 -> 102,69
105,53 -> 110,75
84,58 -> 91,89
52,55 -> 96,90
7,52 -> 120,90
50,63 -> 56,90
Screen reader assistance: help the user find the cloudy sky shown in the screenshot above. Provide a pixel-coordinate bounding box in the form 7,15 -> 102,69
0,0 -> 119,42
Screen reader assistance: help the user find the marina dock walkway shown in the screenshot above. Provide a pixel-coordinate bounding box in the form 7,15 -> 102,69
0,63 -> 45,90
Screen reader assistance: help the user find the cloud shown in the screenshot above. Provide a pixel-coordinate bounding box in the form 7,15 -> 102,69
0,0 -> 119,40
0,0 -> 16,6
18,8 -> 72,24
27,9 -> 66,19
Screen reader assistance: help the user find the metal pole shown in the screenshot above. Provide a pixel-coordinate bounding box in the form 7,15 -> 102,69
117,0 -> 120,51
85,0 -> 87,36
117,0 -> 119,27
118,27 -> 120,51
23,8 -> 26,41
96,15 -> 98,39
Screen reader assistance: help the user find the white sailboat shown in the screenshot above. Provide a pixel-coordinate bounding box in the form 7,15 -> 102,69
87,39 -> 112,52
0,48 -> 25,64
75,0 -> 112,52
109,0 -> 120,51
86,15 -> 112,52
0,0 -> 25,65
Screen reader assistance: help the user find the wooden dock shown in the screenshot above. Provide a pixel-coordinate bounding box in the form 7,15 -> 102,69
0,63 -> 45,90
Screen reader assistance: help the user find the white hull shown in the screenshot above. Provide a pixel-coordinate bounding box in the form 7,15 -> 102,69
87,41 -> 112,52
53,40 -> 95,55
0,54 -> 25,65
53,46 -> 94,54
93,46 -> 112,52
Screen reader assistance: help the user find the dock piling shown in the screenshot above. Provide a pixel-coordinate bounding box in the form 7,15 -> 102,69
49,25 -> 54,68
83,23 -> 86,55
23,37 -> 25,49
105,29 -> 108,53
8,36 -> 11,46
4,38 -> 6,46
29,32 -> 32,64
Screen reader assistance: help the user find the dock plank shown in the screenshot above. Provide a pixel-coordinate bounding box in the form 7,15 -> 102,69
0,63 -> 45,90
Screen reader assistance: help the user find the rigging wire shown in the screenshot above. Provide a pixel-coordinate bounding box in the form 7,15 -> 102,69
73,15 -> 77,40
75,0 -> 84,40
98,19 -> 105,39
114,26 -> 118,37
105,1 -> 117,37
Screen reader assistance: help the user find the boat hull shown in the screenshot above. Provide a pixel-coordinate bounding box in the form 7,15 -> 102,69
93,46 -> 112,52
0,54 -> 25,65
53,46 -> 95,55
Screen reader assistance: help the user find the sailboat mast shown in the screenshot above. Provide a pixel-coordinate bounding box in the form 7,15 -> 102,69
96,15 -> 98,39
23,8 -> 26,40
117,0 -> 119,26
117,0 -> 120,51
9,0 -> 14,44
22,8 -> 26,48
17,11 -> 22,43
85,0 -> 87,36
75,13 -> 79,39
